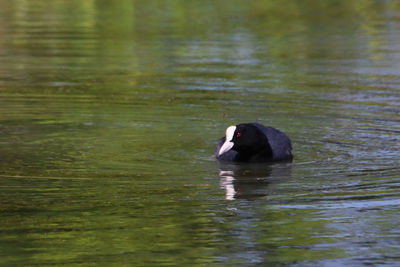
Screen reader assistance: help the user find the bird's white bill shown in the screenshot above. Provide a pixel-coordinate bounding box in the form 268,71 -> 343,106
218,140 -> 234,156
218,125 -> 236,156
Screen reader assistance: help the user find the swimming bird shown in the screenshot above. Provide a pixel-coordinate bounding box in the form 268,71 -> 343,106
215,123 -> 293,162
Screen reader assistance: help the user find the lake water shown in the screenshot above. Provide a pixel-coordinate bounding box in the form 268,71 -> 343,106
1,1 -> 400,266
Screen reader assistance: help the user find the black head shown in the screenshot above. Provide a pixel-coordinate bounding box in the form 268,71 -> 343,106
231,124 -> 269,153
218,123 -> 272,160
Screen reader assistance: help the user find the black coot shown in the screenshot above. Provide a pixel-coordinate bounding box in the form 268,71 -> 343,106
215,123 -> 293,162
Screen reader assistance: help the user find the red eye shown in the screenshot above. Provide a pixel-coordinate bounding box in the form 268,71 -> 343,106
237,132 -> 241,137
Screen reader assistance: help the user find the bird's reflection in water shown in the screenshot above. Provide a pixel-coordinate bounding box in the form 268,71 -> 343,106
219,163 -> 292,200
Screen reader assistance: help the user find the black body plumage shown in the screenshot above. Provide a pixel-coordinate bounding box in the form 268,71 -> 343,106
215,123 -> 292,162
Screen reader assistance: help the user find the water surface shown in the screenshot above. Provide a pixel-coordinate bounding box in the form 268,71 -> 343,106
1,1 -> 400,265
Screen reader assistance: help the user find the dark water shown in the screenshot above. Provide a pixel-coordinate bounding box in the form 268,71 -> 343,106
1,1 -> 400,265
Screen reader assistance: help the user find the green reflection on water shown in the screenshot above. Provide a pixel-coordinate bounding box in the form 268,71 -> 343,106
1,0 -> 400,266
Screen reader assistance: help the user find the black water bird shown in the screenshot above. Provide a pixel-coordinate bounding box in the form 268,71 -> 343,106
215,123 -> 293,162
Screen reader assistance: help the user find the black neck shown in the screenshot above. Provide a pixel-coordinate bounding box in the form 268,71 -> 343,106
235,143 -> 273,162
